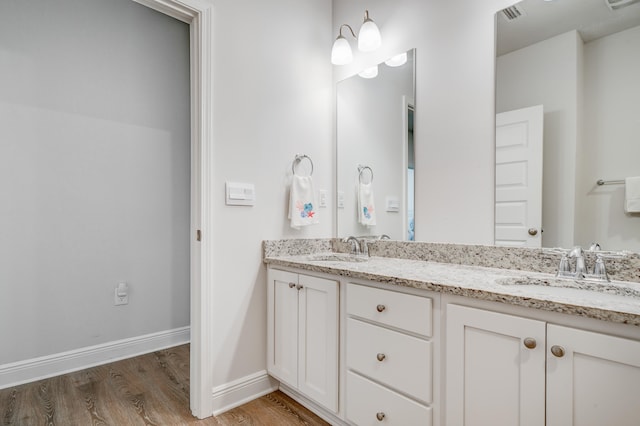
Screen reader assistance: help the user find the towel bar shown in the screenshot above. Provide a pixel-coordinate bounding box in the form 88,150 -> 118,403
292,154 -> 314,177
358,165 -> 373,184
597,179 -> 624,186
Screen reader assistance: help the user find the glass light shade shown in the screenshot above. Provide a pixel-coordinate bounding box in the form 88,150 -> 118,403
331,36 -> 353,65
385,52 -> 407,67
358,65 -> 378,79
358,15 -> 381,52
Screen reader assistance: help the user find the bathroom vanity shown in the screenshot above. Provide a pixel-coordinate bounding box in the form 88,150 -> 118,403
264,239 -> 640,426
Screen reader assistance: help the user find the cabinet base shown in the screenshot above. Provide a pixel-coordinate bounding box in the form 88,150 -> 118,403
278,382 -> 348,426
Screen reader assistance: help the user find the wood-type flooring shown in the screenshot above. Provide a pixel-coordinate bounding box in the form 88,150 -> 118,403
0,344 -> 329,425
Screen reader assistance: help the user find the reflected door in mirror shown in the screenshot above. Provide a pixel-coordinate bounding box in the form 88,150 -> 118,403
495,105 -> 543,247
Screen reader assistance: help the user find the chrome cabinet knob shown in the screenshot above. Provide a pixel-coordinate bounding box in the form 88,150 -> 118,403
288,282 -> 296,289
551,345 -> 565,358
376,412 -> 386,421
296,284 -> 303,290
376,304 -> 386,312
523,337 -> 537,349
528,228 -> 538,236
376,353 -> 386,362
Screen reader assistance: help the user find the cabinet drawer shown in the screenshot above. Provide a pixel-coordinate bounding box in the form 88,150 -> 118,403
347,283 -> 432,337
347,318 -> 432,403
347,371 -> 432,426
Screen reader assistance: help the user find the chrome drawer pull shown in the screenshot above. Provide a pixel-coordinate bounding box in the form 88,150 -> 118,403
376,412 -> 386,421
288,282 -> 296,289
376,353 -> 386,362
376,304 -> 386,312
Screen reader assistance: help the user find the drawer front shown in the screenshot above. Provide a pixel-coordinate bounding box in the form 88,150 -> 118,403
346,283 -> 432,337
347,371 -> 432,426
347,318 -> 432,403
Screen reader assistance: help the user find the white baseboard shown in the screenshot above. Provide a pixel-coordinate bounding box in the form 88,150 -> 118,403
212,370 -> 279,416
0,326 -> 190,389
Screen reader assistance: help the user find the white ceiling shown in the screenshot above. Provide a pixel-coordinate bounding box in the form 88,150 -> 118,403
497,0 -> 640,56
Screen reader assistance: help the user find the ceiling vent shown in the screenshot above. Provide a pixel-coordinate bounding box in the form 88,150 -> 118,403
500,4 -> 526,21
605,0 -> 640,10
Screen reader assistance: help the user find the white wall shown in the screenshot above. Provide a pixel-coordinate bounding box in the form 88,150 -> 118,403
577,25 -> 640,251
209,0 -> 333,388
0,0 -> 190,364
333,0 -> 516,245
496,31 -> 582,248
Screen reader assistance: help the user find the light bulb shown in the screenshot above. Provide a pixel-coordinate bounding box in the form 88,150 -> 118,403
331,35 -> 353,65
385,52 -> 407,67
358,65 -> 378,79
358,10 -> 381,52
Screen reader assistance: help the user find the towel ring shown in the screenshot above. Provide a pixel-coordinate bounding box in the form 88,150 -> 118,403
292,154 -> 314,177
358,165 -> 373,184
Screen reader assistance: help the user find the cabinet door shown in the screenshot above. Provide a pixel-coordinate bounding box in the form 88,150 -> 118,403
298,274 -> 339,413
446,304 -> 545,426
267,269 -> 299,387
547,324 -> 640,426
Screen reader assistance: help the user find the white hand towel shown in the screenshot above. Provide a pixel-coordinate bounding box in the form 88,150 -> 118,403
357,182 -> 376,226
625,176 -> 640,213
289,175 -> 319,228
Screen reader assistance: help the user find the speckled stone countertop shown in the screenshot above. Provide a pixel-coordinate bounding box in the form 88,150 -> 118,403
263,239 -> 640,327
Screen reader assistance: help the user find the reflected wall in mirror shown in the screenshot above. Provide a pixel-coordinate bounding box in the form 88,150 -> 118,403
336,49 -> 415,240
496,0 -> 640,252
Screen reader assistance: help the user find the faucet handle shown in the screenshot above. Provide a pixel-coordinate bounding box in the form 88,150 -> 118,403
556,254 -> 571,278
575,256 -> 586,279
592,255 -> 610,282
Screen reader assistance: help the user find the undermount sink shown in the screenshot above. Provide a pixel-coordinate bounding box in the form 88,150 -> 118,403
302,253 -> 369,263
497,276 -> 640,299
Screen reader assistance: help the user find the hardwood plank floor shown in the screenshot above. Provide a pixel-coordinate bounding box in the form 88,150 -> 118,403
0,345 -> 329,425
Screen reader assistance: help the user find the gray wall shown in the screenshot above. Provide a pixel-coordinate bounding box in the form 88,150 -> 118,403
0,0 -> 190,364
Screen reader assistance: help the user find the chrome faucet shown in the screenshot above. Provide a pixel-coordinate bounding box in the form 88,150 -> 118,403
556,245 -> 609,282
343,236 -> 360,255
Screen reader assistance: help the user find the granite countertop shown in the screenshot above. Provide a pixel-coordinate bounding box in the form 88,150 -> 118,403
264,253 -> 640,327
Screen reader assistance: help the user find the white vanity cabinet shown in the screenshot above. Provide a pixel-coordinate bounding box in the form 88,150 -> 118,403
267,269 -> 339,413
446,303 -> 640,426
546,324 -> 640,426
346,283 -> 434,426
445,304 -> 546,426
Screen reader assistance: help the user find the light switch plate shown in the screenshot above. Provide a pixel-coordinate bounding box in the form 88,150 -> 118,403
337,191 -> 345,209
386,196 -> 400,212
225,182 -> 255,206
319,190 -> 328,207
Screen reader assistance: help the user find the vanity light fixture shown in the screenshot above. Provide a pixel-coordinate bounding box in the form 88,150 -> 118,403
331,10 -> 382,65
358,65 -> 378,79
384,52 -> 407,67
358,10 -> 382,52
331,24 -> 357,65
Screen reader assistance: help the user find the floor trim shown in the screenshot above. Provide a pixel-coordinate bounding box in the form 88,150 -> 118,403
212,370 -> 279,416
0,326 -> 190,389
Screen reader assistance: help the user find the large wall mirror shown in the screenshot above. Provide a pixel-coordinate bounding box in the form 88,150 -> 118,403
496,0 -> 640,252
336,49 -> 415,240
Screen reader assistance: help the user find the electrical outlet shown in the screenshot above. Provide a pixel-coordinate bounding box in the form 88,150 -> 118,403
114,283 -> 129,306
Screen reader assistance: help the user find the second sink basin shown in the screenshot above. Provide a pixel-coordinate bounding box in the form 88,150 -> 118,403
302,253 -> 369,263
497,276 -> 640,299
